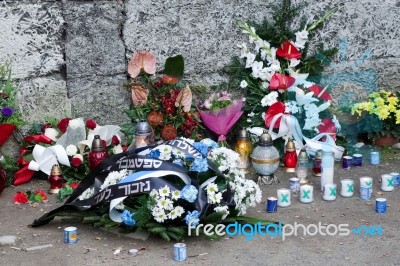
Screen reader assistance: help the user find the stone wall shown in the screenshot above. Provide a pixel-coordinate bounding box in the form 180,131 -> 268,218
1,0 -> 400,127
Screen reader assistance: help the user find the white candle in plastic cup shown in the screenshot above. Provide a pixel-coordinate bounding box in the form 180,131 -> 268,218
340,179 -> 354,197
299,185 -> 313,203
323,183 -> 337,201
277,188 -> 291,207
381,174 -> 394,192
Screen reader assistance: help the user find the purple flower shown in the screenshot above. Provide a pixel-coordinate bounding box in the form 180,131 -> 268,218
1,107 -> 14,117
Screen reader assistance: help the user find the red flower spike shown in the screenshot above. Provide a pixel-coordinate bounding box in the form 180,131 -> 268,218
309,85 -> 332,101
269,73 -> 295,90
276,40 -> 302,59
264,101 -> 286,129
13,191 -> 29,204
70,182 -> 79,189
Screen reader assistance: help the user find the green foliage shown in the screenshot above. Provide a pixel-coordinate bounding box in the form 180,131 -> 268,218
0,61 -> 25,127
0,155 -> 18,186
164,55 -> 185,78
57,185 -> 74,202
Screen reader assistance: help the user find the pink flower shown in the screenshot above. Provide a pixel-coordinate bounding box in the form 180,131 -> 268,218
127,51 -> 156,78
131,85 -> 149,106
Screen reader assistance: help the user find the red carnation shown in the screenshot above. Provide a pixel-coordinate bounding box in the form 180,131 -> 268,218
112,135 -> 120,145
161,125 -> 178,140
71,157 -> 82,168
57,118 -> 72,133
122,145 -> 128,152
70,182 -> 79,189
13,192 -> 29,204
35,190 -> 48,201
85,119 -> 97,129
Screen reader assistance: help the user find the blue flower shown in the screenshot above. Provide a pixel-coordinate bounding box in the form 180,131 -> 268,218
121,210 -> 136,227
200,138 -> 218,149
1,107 -> 14,117
184,210 -> 200,227
193,142 -> 209,157
190,157 -> 208,172
180,185 -> 198,203
148,149 -> 161,159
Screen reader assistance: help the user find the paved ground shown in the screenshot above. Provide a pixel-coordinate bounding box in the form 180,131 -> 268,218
1,156 -> 399,266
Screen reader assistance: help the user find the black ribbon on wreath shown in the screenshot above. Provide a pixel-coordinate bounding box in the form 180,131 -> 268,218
31,138 -> 236,227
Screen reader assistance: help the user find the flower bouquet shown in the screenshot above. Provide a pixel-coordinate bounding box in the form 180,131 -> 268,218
0,61 -> 24,193
225,1 -> 339,150
197,91 -> 244,146
14,117 -> 125,187
31,138 -> 271,241
123,51 -> 203,143
351,89 -> 400,144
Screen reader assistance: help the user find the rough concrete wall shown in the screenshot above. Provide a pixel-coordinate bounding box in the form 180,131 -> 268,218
0,0 -> 400,129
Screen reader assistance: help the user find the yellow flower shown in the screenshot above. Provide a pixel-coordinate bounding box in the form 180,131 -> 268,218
388,96 -> 398,106
388,104 -> 396,112
396,111 -> 400,124
378,108 -> 390,120
374,97 -> 385,106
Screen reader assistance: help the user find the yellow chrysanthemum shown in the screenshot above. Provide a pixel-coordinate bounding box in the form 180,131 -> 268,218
378,108 -> 390,120
388,96 -> 398,106
396,111 -> 400,124
374,97 -> 385,106
388,104 -> 396,112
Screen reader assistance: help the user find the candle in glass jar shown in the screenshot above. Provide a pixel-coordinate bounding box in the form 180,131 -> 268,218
321,151 -> 334,191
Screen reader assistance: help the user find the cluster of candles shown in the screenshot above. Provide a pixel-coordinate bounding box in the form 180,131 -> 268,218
266,151 -> 399,214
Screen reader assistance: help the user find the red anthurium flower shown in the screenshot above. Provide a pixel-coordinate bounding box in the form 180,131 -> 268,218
13,192 -> 29,204
317,118 -> 337,140
276,40 -> 302,59
309,85 -> 332,101
269,73 -> 295,90
264,101 -> 287,129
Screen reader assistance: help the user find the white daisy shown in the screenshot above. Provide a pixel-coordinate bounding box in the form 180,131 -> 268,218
171,190 -> 181,200
159,185 -> 170,197
206,183 -> 219,195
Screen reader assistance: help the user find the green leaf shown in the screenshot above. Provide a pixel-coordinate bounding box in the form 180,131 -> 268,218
159,231 -> 171,241
148,227 -> 167,234
164,55 -> 184,78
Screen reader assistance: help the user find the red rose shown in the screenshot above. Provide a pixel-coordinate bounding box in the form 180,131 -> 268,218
112,135 -> 120,145
161,125 -> 177,140
71,157 -> 82,167
13,192 -> 29,204
57,118 -> 72,133
101,140 -> 107,148
85,119 -> 97,129
70,182 -> 79,189
35,190 -> 48,201
122,145 -> 128,152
